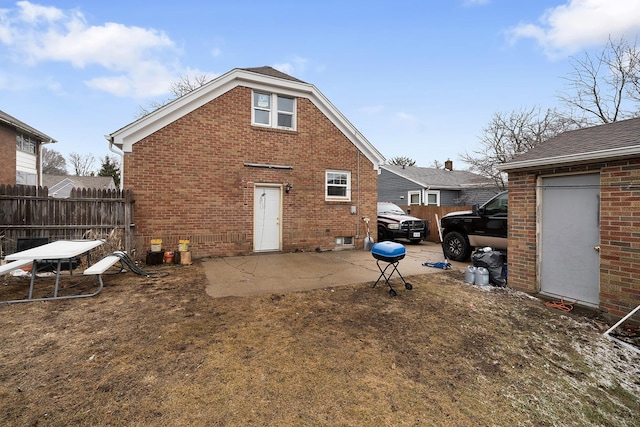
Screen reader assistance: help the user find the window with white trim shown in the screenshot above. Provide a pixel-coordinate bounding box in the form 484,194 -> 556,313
252,91 -> 296,130
325,170 -> 351,201
425,190 -> 440,206
16,133 -> 37,154
16,171 -> 37,185
408,191 -> 421,205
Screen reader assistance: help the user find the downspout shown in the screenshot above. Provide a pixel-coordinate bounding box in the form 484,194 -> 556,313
39,142 -> 44,188
105,135 -> 125,190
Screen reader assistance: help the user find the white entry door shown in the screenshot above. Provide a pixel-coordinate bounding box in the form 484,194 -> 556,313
540,174 -> 600,306
254,186 -> 281,252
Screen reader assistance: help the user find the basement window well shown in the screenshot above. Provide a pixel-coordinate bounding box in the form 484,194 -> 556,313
335,237 -> 354,246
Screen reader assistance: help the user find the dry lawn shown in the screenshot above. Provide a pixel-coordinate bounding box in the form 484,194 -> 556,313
1,260 -> 639,426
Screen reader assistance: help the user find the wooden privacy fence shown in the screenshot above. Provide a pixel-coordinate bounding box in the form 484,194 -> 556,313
400,205 -> 471,242
0,184 -> 134,257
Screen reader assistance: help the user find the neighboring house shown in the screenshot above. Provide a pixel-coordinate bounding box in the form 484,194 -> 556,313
499,117 -> 640,319
107,66 -> 385,258
43,174 -> 117,198
378,161 -> 499,207
0,109 -> 56,186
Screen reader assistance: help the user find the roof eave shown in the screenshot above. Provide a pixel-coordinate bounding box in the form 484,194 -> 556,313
0,116 -> 57,143
499,145 -> 640,172
108,68 -> 386,170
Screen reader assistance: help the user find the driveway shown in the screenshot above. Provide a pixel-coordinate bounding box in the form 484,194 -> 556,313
203,242 -> 466,297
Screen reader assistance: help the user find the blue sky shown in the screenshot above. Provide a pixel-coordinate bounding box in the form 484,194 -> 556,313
2,0 -> 640,172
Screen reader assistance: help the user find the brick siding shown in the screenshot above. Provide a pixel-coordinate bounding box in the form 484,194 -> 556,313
0,124 -> 17,185
508,158 -> 640,317
124,86 -> 378,258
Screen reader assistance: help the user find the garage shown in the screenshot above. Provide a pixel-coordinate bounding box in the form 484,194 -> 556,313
500,117 -> 640,319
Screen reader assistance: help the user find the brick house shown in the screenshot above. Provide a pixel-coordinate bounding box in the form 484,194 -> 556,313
107,67 -> 385,258
499,117 -> 640,318
378,162 -> 499,207
0,109 -> 56,186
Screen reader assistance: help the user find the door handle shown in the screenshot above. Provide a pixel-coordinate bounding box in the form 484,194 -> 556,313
594,246 -> 600,252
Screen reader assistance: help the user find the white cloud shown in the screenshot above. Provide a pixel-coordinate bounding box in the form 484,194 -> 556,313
507,0 -> 640,57
15,0 -> 63,24
0,1 -> 181,98
273,56 -> 309,77
395,112 -> 424,131
85,75 -> 132,97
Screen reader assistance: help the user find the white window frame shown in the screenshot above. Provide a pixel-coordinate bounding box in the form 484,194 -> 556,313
16,133 -> 37,154
16,171 -> 37,185
252,91 -> 296,130
325,170 -> 351,201
408,191 -> 422,205
425,190 -> 440,206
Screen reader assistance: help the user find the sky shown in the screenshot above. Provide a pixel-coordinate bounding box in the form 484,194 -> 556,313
2,0 -> 640,172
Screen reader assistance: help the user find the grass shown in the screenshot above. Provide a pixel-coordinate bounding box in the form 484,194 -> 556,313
0,262 -> 639,426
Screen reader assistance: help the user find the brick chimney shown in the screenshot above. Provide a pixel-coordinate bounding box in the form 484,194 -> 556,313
444,159 -> 453,171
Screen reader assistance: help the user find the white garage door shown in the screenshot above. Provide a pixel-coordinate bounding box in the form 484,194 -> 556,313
540,174 -> 600,306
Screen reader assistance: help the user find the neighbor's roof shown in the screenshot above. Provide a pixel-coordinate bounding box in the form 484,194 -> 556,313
108,66 -> 385,170
0,109 -> 56,143
43,174 -> 116,198
381,164 -> 493,190
500,117 -> 640,172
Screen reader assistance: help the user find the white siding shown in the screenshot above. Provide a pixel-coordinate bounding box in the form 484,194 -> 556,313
16,150 -> 37,174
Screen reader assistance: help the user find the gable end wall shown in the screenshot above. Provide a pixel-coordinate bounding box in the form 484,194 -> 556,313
124,86 -> 378,258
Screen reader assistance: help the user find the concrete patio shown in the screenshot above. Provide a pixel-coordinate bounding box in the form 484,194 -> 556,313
203,242 -> 466,298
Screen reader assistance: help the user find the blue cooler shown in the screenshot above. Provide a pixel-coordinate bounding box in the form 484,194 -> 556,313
371,241 -> 406,263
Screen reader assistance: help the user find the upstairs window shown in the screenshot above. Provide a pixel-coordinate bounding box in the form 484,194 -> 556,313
325,170 -> 351,201
253,91 -> 296,130
16,133 -> 37,154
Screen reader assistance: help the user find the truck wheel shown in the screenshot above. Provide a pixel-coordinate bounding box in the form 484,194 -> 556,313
443,231 -> 471,262
378,227 -> 389,242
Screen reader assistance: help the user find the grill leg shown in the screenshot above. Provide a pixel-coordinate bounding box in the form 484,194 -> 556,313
373,260 -> 412,295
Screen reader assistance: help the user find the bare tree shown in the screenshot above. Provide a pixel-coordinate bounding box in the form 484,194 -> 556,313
388,156 -> 416,167
559,37 -> 640,125
42,147 -> 67,175
137,73 -> 211,118
461,107 -> 574,189
68,152 -> 96,176
430,160 -> 443,169
465,38 -> 640,188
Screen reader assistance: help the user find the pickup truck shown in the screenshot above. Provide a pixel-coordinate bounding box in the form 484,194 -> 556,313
377,202 -> 428,244
440,191 -> 508,261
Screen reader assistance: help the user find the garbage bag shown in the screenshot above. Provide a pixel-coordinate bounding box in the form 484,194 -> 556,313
472,249 -> 506,287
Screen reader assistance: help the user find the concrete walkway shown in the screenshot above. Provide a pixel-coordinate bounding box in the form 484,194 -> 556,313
203,242 -> 466,297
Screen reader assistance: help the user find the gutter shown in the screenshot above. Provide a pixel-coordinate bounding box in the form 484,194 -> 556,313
499,145 -> 640,172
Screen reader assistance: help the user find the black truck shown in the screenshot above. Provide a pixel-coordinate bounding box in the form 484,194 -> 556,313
440,191 -> 508,261
377,202 -> 428,244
